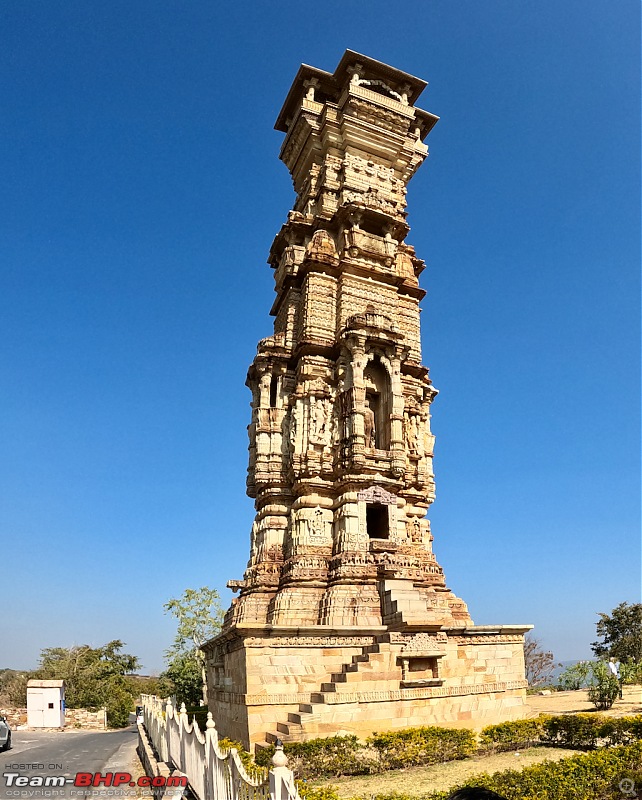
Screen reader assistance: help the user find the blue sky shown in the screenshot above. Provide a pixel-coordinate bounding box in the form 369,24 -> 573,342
1,0 -> 639,673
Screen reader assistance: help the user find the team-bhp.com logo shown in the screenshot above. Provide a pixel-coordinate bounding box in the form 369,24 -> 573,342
3,771 -> 187,789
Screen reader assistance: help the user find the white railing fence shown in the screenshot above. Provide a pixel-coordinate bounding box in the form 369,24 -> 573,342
140,695 -> 300,800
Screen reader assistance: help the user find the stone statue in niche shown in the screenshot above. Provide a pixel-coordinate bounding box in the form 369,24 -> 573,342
289,407 -> 298,452
249,521 -> 258,560
404,412 -> 419,455
364,403 -> 376,448
322,400 -> 333,447
330,401 -> 341,450
407,517 -> 422,544
310,398 -> 328,445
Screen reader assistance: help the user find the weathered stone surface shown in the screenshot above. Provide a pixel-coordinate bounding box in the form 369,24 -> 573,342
203,50 -> 531,749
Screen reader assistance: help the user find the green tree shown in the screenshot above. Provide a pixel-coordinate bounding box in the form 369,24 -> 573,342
161,587 -> 224,705
591,602 -> 642,663
158,652 -> 204,707
0,670 -> 30,706
35,640 -> 140,727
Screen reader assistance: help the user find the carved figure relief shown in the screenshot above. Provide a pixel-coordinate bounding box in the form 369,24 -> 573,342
403,412 -> 419,455
306,507 -> 327,541
309,398 -> 325,444
289,406 -> 298,452
282,413 -> 291,455
358,486 -> 397,505
407,517 -> 422,544
249,521 -> 258,562
364,403 -> 376,448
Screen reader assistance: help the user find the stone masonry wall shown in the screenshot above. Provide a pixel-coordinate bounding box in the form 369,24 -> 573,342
0,707 -> 27,727
0,706 -> 106,730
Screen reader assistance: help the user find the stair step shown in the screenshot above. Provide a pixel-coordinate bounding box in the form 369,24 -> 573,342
288,712 -> 313,724
282,731 -> 306,742
276,722 -> 292,734
262,638 -> 398,744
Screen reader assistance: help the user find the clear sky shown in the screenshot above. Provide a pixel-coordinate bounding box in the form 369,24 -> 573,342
1,1 -> 639,673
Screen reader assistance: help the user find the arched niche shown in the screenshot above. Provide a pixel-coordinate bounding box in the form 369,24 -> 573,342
363,355 -> 391,450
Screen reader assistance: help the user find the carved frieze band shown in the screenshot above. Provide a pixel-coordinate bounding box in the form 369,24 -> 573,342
357,486 -> 397,505
213,679 -> 529,707
243,636 -> 376,648
450,635 -> 526,645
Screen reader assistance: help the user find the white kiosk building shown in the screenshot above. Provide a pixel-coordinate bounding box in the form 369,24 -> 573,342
27,679 -> 65,728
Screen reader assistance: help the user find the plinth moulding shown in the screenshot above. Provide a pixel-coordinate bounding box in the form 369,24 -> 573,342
202,50 -> 532,749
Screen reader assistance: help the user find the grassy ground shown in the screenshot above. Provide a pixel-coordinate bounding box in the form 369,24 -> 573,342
312,747 -> 582,797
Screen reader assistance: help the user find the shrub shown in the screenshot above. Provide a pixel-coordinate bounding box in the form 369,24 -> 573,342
367,726 -> 476,771
256,725 -> 475,778
218,737 -> 266,780
421,741 -> 642,800
479,718 -> 545,751
296,784 -> 340,800
255,735 -> 372,779
541,713 -> 604,749
557,661 -> 592,690
104,677 -> 136,728
597,715 -> 642,747
588,662 -> 620,710
626,715 -> 642,739
621,661 -> 642,685
184,705 -> 209,731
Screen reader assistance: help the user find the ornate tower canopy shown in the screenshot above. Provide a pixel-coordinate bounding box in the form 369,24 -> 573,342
274,50 -> 438,222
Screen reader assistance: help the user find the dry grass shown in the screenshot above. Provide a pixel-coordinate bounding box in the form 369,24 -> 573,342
313,747 -> 582,797
526,685 -> 642,717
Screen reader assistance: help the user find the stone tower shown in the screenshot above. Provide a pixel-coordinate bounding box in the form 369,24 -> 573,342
203,51 -> 531,749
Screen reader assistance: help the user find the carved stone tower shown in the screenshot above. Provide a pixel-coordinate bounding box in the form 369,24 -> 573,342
203,51 -> 531,749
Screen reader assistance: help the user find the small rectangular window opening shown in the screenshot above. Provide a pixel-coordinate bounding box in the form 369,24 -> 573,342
48,702 -> 54,709
408,657 -> 438,677
366,503 -> 389,539
269,376 -> 278,407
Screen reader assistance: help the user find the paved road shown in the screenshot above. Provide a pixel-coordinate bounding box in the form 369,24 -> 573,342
1,726 -> 139,799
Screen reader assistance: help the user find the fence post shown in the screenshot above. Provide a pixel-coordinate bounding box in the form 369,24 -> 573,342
178,702 -> 188,773
165,697 -> 173,765
204,712 -> 216,800
269,739 -> 299,800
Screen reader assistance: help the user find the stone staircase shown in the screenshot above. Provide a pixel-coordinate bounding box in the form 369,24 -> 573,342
256,581 -> 463,749
381,579 -> 465,629
380,579 -> 433,627
258,640 -> 392,747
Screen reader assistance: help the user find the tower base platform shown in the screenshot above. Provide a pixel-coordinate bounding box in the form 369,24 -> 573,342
204,623 -> 531,750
